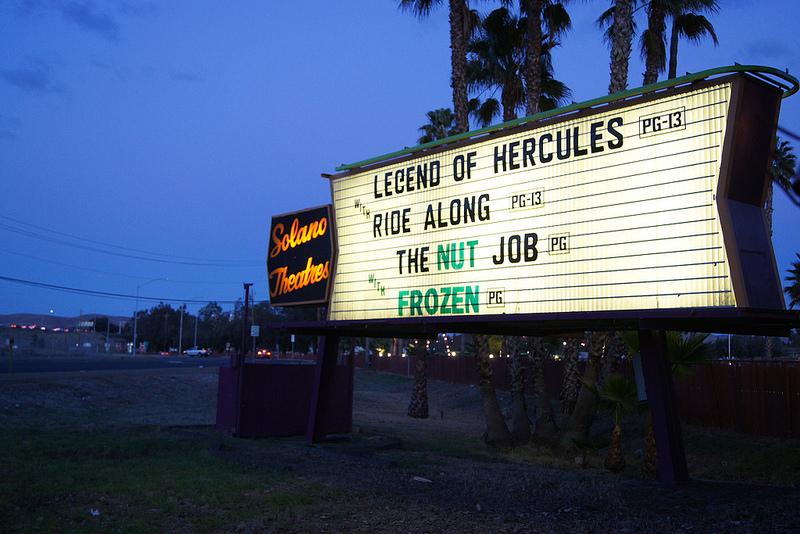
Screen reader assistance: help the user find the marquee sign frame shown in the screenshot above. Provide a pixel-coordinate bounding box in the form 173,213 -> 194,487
318,72 -> 793,333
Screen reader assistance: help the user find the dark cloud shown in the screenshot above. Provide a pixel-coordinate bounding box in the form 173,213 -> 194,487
57,1 -> 120,42
171,71 -> 203,83
117,1 -> 157,18
0,58 -> 63,94
0,115 -> 22,129
90,59 -> 127,81
0,115 -> 21,141
14,1 -> 132,42
744,39 -> 794,60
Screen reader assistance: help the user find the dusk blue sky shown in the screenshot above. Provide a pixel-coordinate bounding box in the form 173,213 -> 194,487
1,0 -> 799,318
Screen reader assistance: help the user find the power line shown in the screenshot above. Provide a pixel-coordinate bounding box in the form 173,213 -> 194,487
778,125 -> 800,143
0,248 -> 252,285
0,217 -> 263,267
0,274 -> 257,305
0,214 -> 260,264
0,222 -> 260,267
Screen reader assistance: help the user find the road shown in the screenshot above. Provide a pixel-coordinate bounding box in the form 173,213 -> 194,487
0,353 -> 229,374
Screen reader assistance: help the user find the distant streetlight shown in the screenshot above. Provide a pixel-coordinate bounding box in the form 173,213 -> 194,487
132,278 -> 167,356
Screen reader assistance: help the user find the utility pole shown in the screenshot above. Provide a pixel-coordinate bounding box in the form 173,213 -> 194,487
178,305 -> 185,355
105,316 -> 110,353
237,283 -> 252,367
251,289 -> 257,356
193,307 -> 199,349
234,282 -> 252,436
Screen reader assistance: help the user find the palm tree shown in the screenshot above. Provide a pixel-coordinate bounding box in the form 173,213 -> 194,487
530,337 -> 558,440
469,7 -> 526,122
766,137 -> 797,237
407,339 -> 430,418
507,335 -> 531,443
786,254 -> 800,309
596,373 -> 638,472
561,331 -> 607,448
641,0 -> 667,85
418,108 -> 458,144
640,1 -> 719,84
621,330 -> 710,476
559,338 -> 581,415
399,0 -> 480,133
667,1 -> 718,79
763,137 -> 796,357
520,0 -> 572,115
605,0 -> 636,94
468,7 -> 570,125
469,334 -> 513,447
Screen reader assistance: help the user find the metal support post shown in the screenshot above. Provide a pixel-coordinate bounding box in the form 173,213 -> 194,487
234,283 -> 252,436
638,329 -> 689,486
306,334 -> 340,444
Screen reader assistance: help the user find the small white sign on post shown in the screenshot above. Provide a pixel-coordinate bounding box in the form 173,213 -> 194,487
250,325 -> 260,338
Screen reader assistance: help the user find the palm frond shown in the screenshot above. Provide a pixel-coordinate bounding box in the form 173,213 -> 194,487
675,13 -> 718,45
398,0 -> 441,18
417,107 -> 457,144
786,253 -> 800,309
666,332 -> 711,377
771,137 -> 797,190
469,98 -> 500,128
543,2 -> 572,38
599,373 -> 638,412
619,331 -> 640,355
639,27 -> 666,69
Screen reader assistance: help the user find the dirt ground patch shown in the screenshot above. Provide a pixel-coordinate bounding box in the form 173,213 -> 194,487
2,366 -> 799,532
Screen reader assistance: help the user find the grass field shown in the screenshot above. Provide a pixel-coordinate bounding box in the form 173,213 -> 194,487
0,426 -> 339,532
1,366 -> 798,532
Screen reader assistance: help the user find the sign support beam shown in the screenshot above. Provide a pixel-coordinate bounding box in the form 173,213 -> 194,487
638,328 -> 689,485
306,334 -> 340,444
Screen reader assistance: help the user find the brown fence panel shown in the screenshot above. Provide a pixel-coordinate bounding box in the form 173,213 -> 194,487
788,362 -> 800,437
674,361 -> 800,438
357,351 -> 800,438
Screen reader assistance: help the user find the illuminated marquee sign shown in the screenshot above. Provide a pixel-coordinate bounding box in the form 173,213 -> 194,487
267,205 -> 334,306
327,75 -> 784,321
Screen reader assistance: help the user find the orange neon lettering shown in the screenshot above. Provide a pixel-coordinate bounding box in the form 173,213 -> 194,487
269,216 -> 328,258
269,257 -> 330,298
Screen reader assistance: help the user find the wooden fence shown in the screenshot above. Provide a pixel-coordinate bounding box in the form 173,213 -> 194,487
356,354 -> 800,438
674,360 -> 800,438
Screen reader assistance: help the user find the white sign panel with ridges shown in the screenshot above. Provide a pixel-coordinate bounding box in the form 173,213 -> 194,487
329,83 -> 735,321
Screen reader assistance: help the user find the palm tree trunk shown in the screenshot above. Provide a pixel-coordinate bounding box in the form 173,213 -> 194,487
473,334 -> 513,447
643,4 -> 667,85
668,18 -> 680,79
502,88 -> 517,122
559,339 -> 580,415
605,423 -> 625,472
561,332 -> 606,448
608,0 -> 635,94
508,336 -> 531,443
407,339 -> 429,418
643,414 -> 657,476
523,0 -> 543,116
449,0 -> 469,133
765,182 -> 774,237
531,337 -> 558,441
601,332 -> 623,379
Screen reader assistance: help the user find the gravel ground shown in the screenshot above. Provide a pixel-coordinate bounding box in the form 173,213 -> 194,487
2,366 -> 799,532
